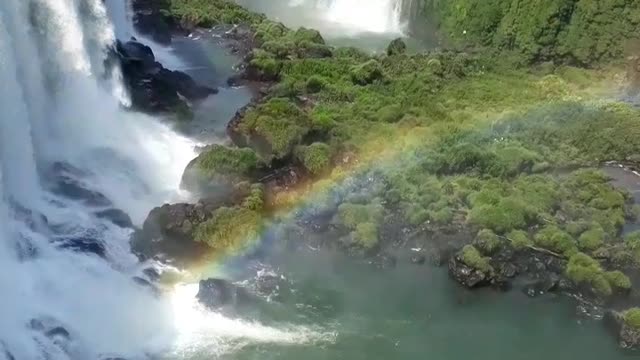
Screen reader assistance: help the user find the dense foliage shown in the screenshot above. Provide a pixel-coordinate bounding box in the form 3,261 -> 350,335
426,0 -> 640,65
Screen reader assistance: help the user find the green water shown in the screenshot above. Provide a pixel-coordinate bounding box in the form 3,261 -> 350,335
209,248 -> 631,360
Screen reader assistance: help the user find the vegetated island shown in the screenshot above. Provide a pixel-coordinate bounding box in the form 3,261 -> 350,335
129,0 -> 640,350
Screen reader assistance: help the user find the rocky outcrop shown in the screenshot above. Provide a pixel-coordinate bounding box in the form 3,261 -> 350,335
130,0 -> 175,45
605,310 -> 640,350
448,252 -> 493,288
114,39 -> 217,115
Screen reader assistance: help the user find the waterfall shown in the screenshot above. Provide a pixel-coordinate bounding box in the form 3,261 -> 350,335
290,0 -> 413,34
0,0 -> 199,358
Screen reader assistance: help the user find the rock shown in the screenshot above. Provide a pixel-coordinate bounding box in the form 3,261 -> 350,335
387,38 -> 407,56
131,202 -> 210,264
196,278 -> 252,309
131,193 -> 246,264
114,39 -> 217,115
604,310 -> 640,350
522,274 -> 559,297
29,318 -> 71,343
57,237 -> 106,258
448,254 -> 490,288
132,276 -> 160,296
499,263 -> 518,278
369,253 -> 397,270
130,0 -> 174,45
95,209 -> 134,228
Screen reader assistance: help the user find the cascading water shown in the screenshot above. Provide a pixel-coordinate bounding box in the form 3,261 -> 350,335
294,0 -> 408,34
0,0 -> 333,358
0,0 -> 191,358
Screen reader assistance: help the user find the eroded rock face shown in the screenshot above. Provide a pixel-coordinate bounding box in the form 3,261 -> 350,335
605,311 -> 640,350
114,39 -> 217,115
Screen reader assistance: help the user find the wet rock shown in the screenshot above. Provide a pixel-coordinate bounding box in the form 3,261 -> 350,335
114,39 -> 217,115
131,202 -> 210,264
604,310 -> 640,350
522,274 -> 559,297
130,0 -> 174,45
57,237 -> 106,258
448,254 -> 490,288
2,342 -> 15,360
132,276 -> 160,296
196,278 -> 252,309
95,208 -> 134,228
499,263 -> 518,278
29,318 -> 71,342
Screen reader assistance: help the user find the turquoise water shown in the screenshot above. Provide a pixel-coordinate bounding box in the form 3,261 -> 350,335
206,249 -> 631,360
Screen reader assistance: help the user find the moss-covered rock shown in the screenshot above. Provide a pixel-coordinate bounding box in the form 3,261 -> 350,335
181,145 -> 261,194
474,229 -> 502,254
461,244 -> 493,273
534,225 -> 577,256
386,38 -> 407,56
350,60 -> 384,85
193,206 -> 262,252
233,98 -> 311,160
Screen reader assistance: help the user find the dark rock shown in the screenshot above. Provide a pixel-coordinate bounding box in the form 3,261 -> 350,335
196,278 -> 252,309
113,39 -> 216,115
2,342 -> 15,360
604,310 -> 640,350
522,274 -> 559,297
143,267 -> 161,281
448,254 -> 490,288
131,202 -> 210,264
386,38 -> 407,56
133,276 -> 160,296
57,237 -> 106,258
95,208 -> 134,228
499,263 -> 518,278
130,0 -> 174,45
29,318 -> 70,341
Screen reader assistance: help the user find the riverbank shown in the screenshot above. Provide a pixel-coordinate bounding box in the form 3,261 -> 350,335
127,0 -> 640,351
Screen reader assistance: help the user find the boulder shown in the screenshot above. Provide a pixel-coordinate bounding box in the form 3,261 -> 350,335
387,38 -> 407,56
604,310 -> 640,350
522,274 -> 559,297
448,254 -> 490,288
114,39 -> 217,115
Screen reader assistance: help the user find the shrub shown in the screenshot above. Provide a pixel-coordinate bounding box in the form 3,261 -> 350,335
337,202 -> 384,229
474,229 -> 501,254
376,105 -> 404,123
430,207 -> 454,224
566,252 -> 602,283
350,60 -> 384,85
507,230 -> 532,250
534,225 -> 577,256
461,245 -> 493,273
353,222 -> 379,249
591,274 -> 613,297
305,75 -> 326,93
468,197 -> 528,233
295,143 -> 332,175
193,207 -> 262,251
239,98 -> 310,159
192,145 -> 260,180
578,224 -> 605,251
293,27 -> 325,45
624,308 -> 640,329
604,270 -> 632,290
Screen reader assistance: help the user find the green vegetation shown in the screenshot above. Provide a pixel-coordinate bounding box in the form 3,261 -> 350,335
461,245 -> 493,273
193,145 -> 260,177
427,0 -> 640,65
534,226 -> 577,256
566,253 -> 631,297
295,143 -> 332,175
194,206 -> 262,251
624,308 -> 640,329
507,230 -> 532,250
474,229 -> 502,254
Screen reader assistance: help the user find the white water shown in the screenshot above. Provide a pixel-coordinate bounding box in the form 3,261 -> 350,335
0,0 -> 330,358
292,0 -> 407,34
238,0 -> 410,36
